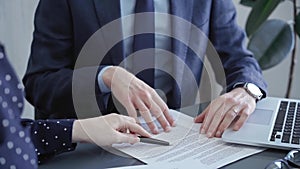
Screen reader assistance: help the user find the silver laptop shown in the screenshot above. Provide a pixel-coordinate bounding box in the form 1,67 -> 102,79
222,97 -> 300,150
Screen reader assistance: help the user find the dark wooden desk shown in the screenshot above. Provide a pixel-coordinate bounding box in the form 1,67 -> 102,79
39,143 -> 287,169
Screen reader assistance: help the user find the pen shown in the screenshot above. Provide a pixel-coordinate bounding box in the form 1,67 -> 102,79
138,136 -> 170,146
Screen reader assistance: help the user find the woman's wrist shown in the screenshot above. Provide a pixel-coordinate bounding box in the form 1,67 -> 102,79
72,120 -> 89,143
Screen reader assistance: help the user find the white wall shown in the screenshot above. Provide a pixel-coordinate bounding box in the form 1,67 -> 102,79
0,0 -> 39,119
0,1 -> 299,119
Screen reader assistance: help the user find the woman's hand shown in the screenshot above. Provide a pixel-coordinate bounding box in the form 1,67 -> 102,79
72,113 -> 151,146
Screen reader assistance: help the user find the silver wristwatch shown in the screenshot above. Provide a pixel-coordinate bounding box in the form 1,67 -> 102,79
241,83 -> 263,101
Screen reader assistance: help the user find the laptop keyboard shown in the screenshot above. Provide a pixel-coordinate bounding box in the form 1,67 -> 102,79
270,101 -> 300,144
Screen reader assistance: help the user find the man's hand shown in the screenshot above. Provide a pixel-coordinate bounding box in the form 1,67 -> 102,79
194,88 -> 256,138
103,66 -> 175,134
72,114 -> 151,146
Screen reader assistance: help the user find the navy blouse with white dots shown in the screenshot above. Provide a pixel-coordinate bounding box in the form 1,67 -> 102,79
0,44 -> 76,168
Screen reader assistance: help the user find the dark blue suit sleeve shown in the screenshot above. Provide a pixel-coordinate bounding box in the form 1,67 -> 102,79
209,0 -> 267,97
22,0 -> 76,118
22,0 -> 108,119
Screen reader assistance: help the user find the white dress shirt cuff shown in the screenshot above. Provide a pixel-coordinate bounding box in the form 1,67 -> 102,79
97,66 -> 112,93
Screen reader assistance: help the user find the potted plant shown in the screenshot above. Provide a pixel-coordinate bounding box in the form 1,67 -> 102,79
240,0 -> 300,98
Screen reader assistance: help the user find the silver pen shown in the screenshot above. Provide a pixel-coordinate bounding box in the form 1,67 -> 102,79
138,136 -> 170,146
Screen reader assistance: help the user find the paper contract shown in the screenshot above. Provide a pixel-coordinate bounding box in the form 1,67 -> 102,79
113,110 -> 265,168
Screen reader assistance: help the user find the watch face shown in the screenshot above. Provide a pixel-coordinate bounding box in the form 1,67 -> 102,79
247,83 -> 262,97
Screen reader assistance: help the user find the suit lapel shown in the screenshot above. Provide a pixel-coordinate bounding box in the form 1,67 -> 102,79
93,0 -> 125,64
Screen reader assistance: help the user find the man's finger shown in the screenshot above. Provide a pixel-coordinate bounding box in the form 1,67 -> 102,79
215,107 -> 240,137
125,102 -> 140,123
205,103 -> 234,137
152,91 -> 174,126
199,101 -> 221,134
194,110 -> 206,123
233,108 -> 251,131
149,100 -> 171,132
134,99 -> 158,134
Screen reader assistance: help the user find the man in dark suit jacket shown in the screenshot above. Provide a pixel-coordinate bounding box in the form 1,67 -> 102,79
23,0 -> 267,137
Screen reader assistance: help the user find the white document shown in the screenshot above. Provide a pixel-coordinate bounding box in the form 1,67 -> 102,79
113,110 -> 265,168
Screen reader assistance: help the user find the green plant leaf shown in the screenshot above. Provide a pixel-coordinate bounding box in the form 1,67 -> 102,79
240,0 -> 257,7
296,12 -> 300,37
248,19 -> 294,70
246,0 -> 282,37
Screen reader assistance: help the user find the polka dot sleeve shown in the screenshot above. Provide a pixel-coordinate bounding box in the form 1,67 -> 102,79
0,44 -> 38,168
0,44 -> 77,166
0,113 -> 38,169
21,119 -> 77,164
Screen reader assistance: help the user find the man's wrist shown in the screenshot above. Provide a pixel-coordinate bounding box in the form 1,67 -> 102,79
97,66 -> 114,93
233,82 -> 263,101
